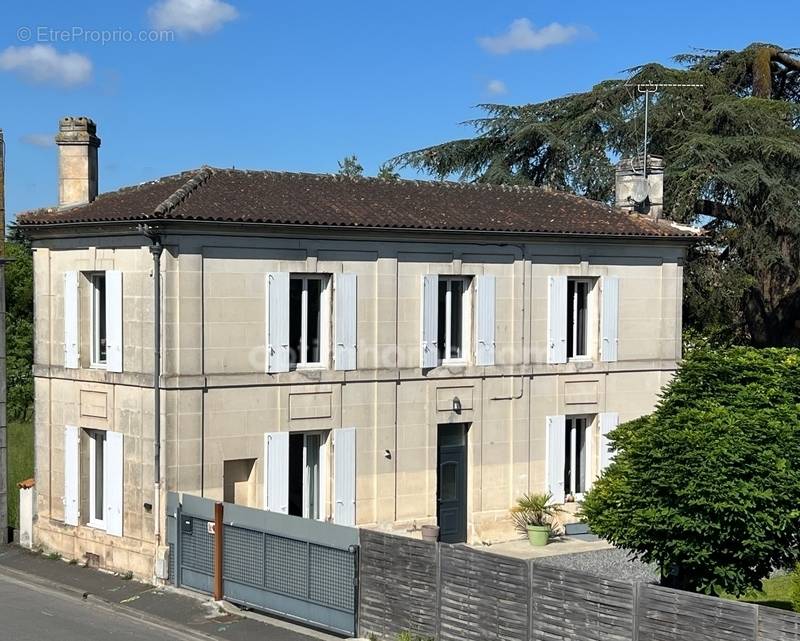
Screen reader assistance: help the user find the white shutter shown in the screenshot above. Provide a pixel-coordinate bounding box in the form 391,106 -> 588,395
333,428 -> 356,526
334,273 -> 358,371
599,412 -> 619,472
547,276 -> 568,364
106,271 -> 124,373
64,425 -> 80,526
64,272 -> 80,369
601,276 -> 619,362
264,432 -> 289,514
420,274 -> 439,368
266,273 -> 290,373
546,415 -> 566,504
105,432 -> 124,536
475,275 -> 496,366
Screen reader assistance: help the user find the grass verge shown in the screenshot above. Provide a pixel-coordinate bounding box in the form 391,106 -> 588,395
727,574 -> 798,612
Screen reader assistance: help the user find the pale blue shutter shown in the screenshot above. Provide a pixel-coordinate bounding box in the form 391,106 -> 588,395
105,432 -> 124,536
106,271 -> 123,373
547,276 -> 568,364
266,273 -> 290,373
420,274 -> 439,368
475,275 -> 496,366
601,276 -> 619,362
599,412 -> 619,472
334,273 -> 358,371
64,425 -> 80,526
334,428 -> 356,526
546,415 -> 566,503
264,432 -> 289,513
64,272 -> 80,369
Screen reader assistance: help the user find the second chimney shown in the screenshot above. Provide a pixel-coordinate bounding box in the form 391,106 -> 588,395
55,116 -> 100,208
615,154 -> 664,220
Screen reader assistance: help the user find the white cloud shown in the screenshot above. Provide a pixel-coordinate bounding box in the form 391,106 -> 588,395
20,133 -> 54,148
0,45 -> 92,87
478,18 -> 586,54
149,0 -> 238,36
486,79 -> 507,95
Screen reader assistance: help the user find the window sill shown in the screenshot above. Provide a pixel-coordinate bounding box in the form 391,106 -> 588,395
86,520 -> 106,531
89,363 -> 108,370
293,363 -> 327,371
440,359 -> 468,367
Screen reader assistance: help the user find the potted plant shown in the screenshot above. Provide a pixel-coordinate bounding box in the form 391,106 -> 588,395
511,492 -> 562,546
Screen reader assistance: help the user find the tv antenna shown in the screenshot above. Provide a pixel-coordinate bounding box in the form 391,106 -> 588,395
629,82 -> 704,179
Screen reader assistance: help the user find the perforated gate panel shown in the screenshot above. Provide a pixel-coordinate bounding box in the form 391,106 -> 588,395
265,533 -> 309,599
181,517 -> 214,575
309,544 -> 355,611
167,493 -> 359,637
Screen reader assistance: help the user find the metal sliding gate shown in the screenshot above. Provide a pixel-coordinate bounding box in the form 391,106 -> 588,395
166,492 -> 359,636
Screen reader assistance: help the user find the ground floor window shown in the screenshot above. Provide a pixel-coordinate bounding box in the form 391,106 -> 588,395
564,416 -> 589,498
288,432 -> 324,519
87,429 -> 106,529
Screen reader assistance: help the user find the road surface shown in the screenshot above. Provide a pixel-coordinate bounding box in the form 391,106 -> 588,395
0,570 -> 207,641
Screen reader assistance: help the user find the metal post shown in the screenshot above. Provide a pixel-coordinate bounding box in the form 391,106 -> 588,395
213,501 -> 224,601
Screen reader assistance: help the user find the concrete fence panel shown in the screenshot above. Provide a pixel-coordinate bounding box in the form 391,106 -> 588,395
358,529 -> 438,640
439,545 -> 529,641
637,584 -> 757,641
529,563 -> 635,641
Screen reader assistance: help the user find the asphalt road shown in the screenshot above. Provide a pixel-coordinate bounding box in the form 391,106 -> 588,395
0,570 -> 207,641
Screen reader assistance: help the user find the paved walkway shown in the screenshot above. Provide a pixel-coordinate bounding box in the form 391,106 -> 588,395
0,545 -> 340,641
476,534 -> 612,560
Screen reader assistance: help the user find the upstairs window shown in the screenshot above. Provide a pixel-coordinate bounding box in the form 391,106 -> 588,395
567,278 -> 593,359
91,273 -> 107,366
289,275 -> 327,368
437,277 -> 469,362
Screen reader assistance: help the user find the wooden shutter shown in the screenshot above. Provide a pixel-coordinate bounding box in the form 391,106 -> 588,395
264,432 -> 289,513
333,428 -> 356,526
547,276 -> 568,364
601,276 -> 620,362
64,272 -> 80,369
64,425 -> 80,526
266,273 -> 290,373
105,432 -> 124,536
599,412 -> 619,472
475,275 -> 496,366
334,273 -> 358,371
105,271 -> 124,373
420,274 -> 439,368
546,415 -> 566,504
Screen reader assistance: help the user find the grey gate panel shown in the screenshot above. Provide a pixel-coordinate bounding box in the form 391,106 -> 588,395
166,492 -> 359,636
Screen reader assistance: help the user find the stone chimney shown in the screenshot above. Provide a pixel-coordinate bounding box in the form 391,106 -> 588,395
615,155 -> 664,220
55,116 -> 100,207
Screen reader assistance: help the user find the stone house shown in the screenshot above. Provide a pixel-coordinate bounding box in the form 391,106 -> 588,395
18,117 -> 697,579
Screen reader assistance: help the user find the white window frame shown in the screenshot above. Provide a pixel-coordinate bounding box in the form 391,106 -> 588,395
567,277 -> 597,361
565,415 -> 594,500
90,273 -> 107,368
290,274 -> 330,370
301,431 -> 327,521
439,276 -> 471,365
87,429 -> 107,530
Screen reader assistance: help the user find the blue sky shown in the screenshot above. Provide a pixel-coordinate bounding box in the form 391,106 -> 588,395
1,0 -> 798,222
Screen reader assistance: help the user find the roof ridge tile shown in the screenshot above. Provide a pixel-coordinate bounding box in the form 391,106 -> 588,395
152,166 -> 215,217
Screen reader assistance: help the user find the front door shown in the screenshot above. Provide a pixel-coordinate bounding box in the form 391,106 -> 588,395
437,423 -> 467,543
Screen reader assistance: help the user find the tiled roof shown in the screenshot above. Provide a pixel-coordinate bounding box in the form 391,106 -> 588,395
17,166 -> 699,239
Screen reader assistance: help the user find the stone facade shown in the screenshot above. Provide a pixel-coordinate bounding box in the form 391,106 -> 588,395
29,226 -> 686,579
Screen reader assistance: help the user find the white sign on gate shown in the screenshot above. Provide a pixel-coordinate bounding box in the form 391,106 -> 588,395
207,522 -> 215,535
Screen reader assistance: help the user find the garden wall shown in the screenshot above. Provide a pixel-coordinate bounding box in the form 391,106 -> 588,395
358,530 -> 800,641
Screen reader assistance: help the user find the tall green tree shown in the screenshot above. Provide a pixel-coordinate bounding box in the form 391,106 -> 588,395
337,155 -> 364,178
581,347 -> 800,597
5,222 -> 34,420
394,44 -> 800,347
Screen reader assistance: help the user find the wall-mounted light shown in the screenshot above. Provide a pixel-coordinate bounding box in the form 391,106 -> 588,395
383,449 -> 392,460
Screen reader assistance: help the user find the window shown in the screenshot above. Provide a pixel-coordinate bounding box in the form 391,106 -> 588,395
437,277 -> 469,362
288,432 -> 324,519
567,278 -> 593,359
289,275 -> 327,368
564,416 -> 590,498
87,429 -> 107,529
91,273 -> 107,366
